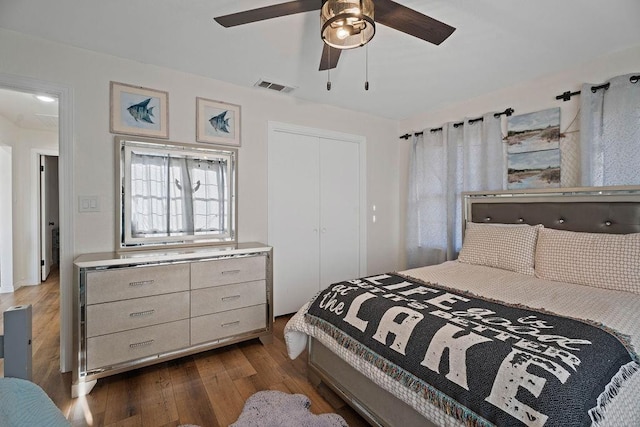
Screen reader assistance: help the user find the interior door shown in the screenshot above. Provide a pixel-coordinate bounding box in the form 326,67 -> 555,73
40,155 -> 58,281
319,137 -> 360,287
268,131 -> 321,316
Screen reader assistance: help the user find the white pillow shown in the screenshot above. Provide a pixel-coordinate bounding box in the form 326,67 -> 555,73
535,228 -> 640,294
458,222 -> 542,275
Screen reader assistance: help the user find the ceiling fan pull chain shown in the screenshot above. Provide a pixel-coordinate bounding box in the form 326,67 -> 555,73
327,48 -> 332,91
365,44 -> 370,91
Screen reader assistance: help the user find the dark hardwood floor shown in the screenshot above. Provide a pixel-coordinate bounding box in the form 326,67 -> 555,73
0,268 -> 369,426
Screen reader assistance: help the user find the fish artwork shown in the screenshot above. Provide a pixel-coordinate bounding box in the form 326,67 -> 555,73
127,98 -> 155,124
209,110 -> 231,134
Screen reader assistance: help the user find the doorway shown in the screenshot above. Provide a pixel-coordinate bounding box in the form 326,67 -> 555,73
0,73 -> 73,373
0,88 -> 59,287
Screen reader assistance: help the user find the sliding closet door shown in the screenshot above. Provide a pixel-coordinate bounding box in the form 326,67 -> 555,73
268,131 -> 321,316
319,137 -> 360,287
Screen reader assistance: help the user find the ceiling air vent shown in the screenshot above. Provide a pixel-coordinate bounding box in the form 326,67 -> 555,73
254,79 -> 296,94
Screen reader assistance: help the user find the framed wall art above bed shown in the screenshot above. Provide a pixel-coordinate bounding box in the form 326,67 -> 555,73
505,108 -> 561,190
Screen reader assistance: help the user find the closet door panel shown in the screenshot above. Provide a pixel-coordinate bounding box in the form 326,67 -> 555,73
319,138 -> 360,287
268,131 -> 321,316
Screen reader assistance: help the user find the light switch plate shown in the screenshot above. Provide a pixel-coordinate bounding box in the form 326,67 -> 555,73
78,196 -> 99,212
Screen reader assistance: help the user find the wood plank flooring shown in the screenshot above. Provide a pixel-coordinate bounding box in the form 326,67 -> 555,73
0,268 -> 369,426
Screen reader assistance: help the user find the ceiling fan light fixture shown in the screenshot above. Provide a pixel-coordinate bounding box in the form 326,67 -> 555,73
336,26 -> 352,40
321,0 -> 375,50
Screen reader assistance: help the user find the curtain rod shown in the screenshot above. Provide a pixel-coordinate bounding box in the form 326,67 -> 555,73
555,75 -> 639,102
399,107 -> 514,139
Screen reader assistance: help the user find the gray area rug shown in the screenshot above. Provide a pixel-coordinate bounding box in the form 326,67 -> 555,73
231,390 -> 348,427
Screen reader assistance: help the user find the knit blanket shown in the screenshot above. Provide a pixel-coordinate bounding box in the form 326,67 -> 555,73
305,273 -> 639,427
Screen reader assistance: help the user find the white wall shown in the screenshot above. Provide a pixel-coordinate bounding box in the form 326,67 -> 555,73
0,143 -> 13,292
0,115 -> 57,289
0,115 -> 18,292
0,114 -> 19,146
396,43 -> 640,268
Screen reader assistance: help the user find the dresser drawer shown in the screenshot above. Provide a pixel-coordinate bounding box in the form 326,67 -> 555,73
191,280 -> 266,317
86,263 -> 190,305
86,291 -> 190,338
86,319 -> 189,371
191,304 -> 266,345
191,255 -> 266,289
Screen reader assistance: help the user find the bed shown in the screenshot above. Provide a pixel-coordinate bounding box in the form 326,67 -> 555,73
284,186 -> 640,427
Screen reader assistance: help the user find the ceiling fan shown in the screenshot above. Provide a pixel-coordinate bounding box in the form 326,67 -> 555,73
214,0 -> 455,72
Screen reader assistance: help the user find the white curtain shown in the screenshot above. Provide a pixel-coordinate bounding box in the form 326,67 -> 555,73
406,113 -> 503,268
189,158 -> 227,233
130,152 -> 169,236
130,153 -> 228,237
580,73 -> 640,186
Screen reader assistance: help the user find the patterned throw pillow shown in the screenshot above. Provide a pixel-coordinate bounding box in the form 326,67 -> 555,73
458,222 -> 543,275
535,228 -> 640,294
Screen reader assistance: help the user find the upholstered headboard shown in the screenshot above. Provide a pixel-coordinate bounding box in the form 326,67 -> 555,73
463,186 -> 640,235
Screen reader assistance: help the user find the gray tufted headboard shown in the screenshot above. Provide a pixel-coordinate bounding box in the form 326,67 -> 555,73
463,186 -> 640,235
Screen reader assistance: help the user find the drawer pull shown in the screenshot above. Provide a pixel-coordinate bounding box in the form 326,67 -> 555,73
221,321 -> 240,328
129,309 -> 156,318
221,295 -> 241,302
129,279 -> 155,287
221,269 -> 241,275
129,339 -> 154,349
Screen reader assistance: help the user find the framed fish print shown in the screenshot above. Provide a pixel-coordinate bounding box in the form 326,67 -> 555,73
110,81 -> 169,139
196,97 -> 241,146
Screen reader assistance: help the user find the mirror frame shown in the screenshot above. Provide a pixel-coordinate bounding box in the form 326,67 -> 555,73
115,136 -> 237,251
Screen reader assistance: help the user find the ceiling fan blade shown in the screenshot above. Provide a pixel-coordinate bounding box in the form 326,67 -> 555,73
214,0 -> 321,27
319,44 -> 342,71
375,0 -> 455,45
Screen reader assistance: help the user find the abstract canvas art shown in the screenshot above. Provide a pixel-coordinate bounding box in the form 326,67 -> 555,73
110,82 -> 169,138
196,97 -> 241,146
506,107 -> 561,189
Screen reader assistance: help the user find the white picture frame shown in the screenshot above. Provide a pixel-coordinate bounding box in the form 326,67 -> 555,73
110,81 -> 169,139
196,97 -> 241,146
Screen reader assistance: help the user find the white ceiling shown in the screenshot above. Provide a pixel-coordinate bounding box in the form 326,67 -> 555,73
1,0 -> 639,121
0,88 -> 58,132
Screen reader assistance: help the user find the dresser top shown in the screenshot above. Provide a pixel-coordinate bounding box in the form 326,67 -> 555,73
74,242 -> 272,268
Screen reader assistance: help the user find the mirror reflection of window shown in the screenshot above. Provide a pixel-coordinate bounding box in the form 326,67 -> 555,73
129,152 -> 228,238
186,158 -> 227,234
